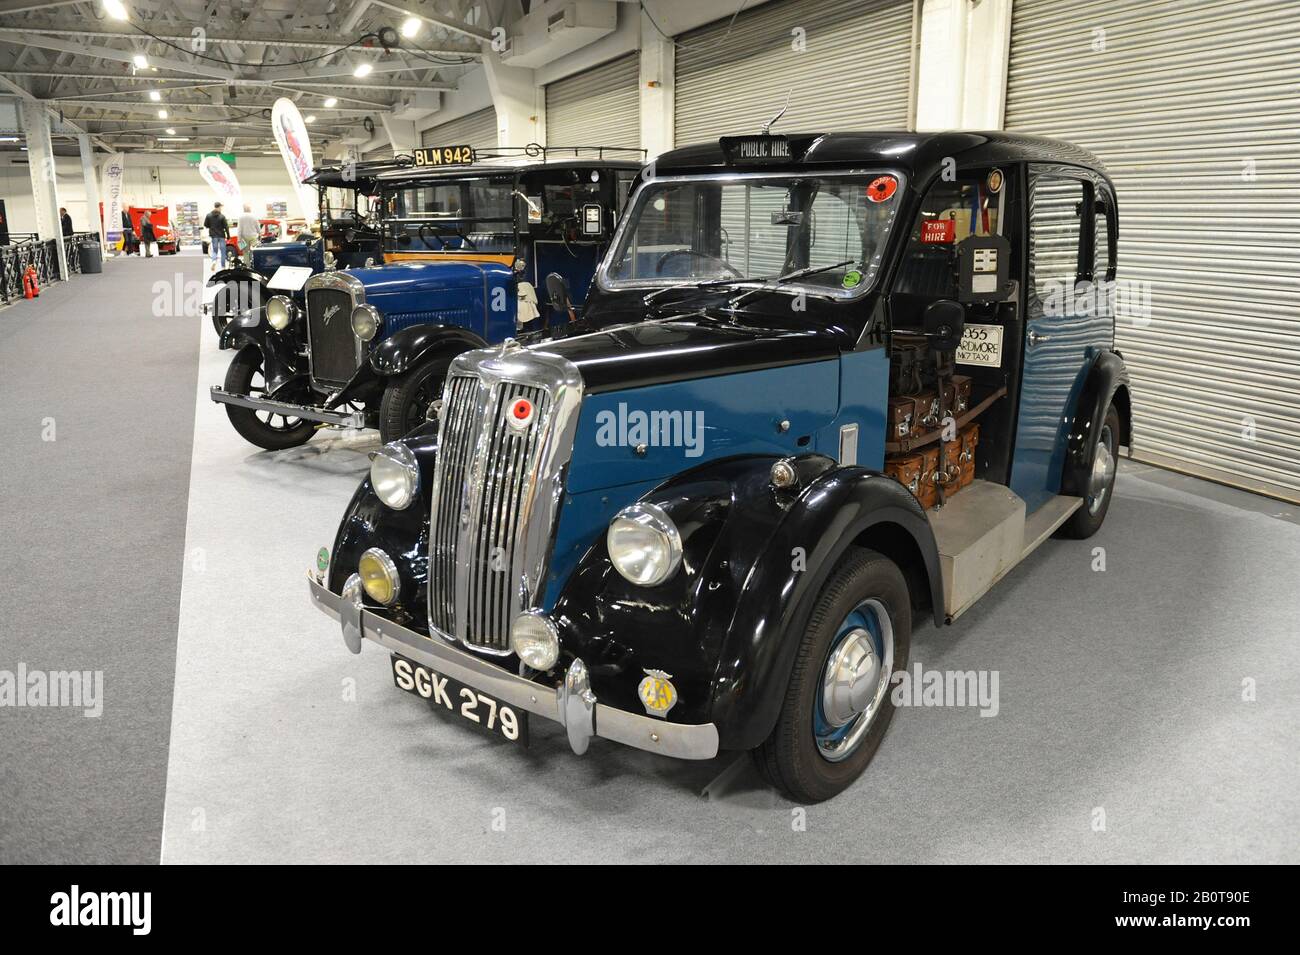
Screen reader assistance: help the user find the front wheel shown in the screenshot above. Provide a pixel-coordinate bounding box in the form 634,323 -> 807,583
378,356 -> 454,443
754,546 -> 912,803
223,345 -> 316,451
1060,404 -> 1120,539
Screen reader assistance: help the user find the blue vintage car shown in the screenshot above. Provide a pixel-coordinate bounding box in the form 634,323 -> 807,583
209,147 -> 643,449
308,131 -> 1131,802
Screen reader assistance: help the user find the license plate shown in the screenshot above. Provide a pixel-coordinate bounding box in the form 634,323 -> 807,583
390,654 -> 527,745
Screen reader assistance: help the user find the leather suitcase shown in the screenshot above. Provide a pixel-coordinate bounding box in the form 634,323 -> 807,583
884,451 -> 925,501
951,375 -> 973,415
957,423 -> 979,489
888,395 -> 924,440
916,445 -> 941,509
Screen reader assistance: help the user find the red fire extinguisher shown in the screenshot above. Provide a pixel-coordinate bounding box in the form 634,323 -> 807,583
22,265 -> 40,299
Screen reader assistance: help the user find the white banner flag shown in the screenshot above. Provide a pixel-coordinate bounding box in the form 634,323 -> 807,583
198,155 -> 242,206
101,152 -> 126,244
271,97 -> 317,223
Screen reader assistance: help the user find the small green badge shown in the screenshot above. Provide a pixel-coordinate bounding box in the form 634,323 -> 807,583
316,547 -> 330,572
842,269 -> 863,289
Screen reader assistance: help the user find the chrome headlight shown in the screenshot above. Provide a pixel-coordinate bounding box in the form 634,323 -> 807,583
351,303 -> 381,341
606,502 -> 682,587
266,295 -> 295,330
369,442 -> 419,509
357,548 -> 400,605
511,612 -> 560,670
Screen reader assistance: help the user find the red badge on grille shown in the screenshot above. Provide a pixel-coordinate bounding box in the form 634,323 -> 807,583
507,397 -> 534,432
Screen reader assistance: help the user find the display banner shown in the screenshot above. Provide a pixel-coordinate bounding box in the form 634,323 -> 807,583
198,155 -> 242,206
101,152 -> 125,244
271,97 -> 317,223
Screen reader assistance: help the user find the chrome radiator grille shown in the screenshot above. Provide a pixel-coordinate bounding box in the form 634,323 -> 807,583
427,344 -> 583,655
304,274 -> 363,386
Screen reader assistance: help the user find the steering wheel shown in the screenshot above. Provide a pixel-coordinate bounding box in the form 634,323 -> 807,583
655,248 -> 743,279
417,221 -> 478,251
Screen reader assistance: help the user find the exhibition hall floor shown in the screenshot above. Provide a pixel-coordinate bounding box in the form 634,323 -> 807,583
3,255 -> 1298,864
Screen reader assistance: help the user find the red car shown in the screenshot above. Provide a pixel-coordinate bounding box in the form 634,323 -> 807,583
126,205 -> 178,254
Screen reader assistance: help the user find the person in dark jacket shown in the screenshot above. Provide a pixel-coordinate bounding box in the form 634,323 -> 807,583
140,211 -> 158,258
120,209 -> 136,255
204,202 -> 228,269
59,207 -> 73,237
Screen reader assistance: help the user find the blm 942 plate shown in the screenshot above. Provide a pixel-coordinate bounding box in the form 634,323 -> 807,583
391,654 -> 528,745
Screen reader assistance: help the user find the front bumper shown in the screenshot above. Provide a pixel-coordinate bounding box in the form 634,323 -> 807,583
307,574 -> 720,761
210,386 -> 366,428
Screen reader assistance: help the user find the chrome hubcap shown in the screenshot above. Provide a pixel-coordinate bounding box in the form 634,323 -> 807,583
814,598 -> 894,762
1087,423 -> 1116,515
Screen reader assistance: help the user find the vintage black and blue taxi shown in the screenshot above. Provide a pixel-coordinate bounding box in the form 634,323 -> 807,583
308,131 -> 1131,802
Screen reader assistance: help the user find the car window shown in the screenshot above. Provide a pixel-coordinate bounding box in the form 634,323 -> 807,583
1029,175 -> 1085,302
894,173 -> 1005,299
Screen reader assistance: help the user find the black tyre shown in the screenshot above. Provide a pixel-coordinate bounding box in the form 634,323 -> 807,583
754,546 -> 912,803
378,356 -> 453,443
223,345 -> 316,451
210,279 -> 256,340
1060,404 -> 1120,539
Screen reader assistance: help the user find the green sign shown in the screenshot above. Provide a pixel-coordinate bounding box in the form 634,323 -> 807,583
186,152 -> 238,167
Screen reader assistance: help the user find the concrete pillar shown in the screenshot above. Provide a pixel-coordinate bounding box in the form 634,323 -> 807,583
914,0 -> 1013,131
19,97 -> 68,279
77,133 -> 105,247
380,115 -> 418,155
482,54 -> 545,148
638,8 -> 675,160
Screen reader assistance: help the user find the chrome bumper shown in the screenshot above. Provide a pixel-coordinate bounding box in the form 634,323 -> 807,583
307,574 -> 720,761
210,386 -> 366,428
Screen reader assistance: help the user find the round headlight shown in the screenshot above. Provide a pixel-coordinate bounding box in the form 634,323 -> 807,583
606,502 -> 682,587
511,612 -> 560,670
266,295 -> 294,330
357,548 -> 400,605
351,303 -> 381,341
369,442 -> 419,509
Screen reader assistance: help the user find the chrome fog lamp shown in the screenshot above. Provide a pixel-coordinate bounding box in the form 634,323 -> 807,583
266,295 -> 296,330
511,612 -> 560,671
351,303 -> 382,341
369,442 -> 420,509
606,502 -> 682,587
357,548 -> 400,605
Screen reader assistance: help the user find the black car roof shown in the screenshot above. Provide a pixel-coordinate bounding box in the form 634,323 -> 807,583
654,131 -> 1111,186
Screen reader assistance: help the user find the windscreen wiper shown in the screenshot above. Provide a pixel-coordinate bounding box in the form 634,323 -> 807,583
727,259 -> 857,308
642,277 -> 748,308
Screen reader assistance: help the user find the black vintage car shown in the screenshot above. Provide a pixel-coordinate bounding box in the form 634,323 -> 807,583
210,146 -> 643,450
308,131 -> 1131,802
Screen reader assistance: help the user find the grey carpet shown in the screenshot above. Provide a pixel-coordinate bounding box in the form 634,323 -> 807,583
161,315 -> 1300,863
0,254 -> 201,863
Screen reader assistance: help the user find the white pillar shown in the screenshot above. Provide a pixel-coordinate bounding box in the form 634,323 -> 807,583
19,97 -> 68,278
78,133 -> 105,247
380,115 -> 418,155
482,54 -> 544,148
639,8 -> 675,160
914,0 -> 1013,131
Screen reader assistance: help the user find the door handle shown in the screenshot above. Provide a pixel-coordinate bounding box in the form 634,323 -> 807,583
1027,328 -> 1052,346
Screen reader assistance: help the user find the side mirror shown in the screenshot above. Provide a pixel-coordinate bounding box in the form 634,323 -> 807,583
923,299 -> 966,353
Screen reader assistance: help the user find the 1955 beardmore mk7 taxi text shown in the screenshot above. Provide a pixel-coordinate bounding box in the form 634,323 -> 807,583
309,131 -> 1131,802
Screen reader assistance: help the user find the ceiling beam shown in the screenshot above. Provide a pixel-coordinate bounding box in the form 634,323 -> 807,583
365,0 -> 495,43
0,25 -> 481,57
10,34 -> 238,81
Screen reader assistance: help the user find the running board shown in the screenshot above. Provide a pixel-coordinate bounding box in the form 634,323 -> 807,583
928,481 -> 1082,622
209,386 -> 367,429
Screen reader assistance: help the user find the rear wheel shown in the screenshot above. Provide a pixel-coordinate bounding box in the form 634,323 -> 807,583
378,356 -> 454,443
1060,404 -> 1120,539
754,547 -> 911,803
223,345 -> 316,451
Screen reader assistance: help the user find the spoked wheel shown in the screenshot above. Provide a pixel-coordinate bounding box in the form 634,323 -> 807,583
1060,404 -> 1120,539
378,356 -> 453,443
210,279 -> 256,341
755,546 -> 911,803
223,345 -> 316,451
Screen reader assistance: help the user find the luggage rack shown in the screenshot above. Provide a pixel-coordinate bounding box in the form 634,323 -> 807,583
884,386 -> 1007,455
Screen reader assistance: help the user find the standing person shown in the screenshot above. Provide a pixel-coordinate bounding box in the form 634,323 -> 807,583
120,209 -> 136,255
59,207 -> 73,237
204,201 -> 228,270
140,211 -> 158,258
237,203 -> 260,260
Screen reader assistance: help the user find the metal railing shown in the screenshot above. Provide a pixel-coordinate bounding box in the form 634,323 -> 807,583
0,232 -> 99,304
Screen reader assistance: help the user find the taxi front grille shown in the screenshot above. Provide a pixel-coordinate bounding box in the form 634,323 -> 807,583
305,287 -> 360,385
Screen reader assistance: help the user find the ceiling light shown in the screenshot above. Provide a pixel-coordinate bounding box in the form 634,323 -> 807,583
157,109 -> 167,118
132,54 -> 148,69
157,137 -> 190,142
148,90 -> 161,102
401,17 -> 421,38
323,97 -> 337,108
165,128 -> 176,135
305,115 -> 316,123
353,62 -> 373,78
103,0 -> 128,20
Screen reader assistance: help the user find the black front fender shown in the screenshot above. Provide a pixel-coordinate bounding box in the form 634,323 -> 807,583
552,455 -> 944,751
1062,349 -> 1131,497
369,325 -> 488,378
219,316 -> 302,395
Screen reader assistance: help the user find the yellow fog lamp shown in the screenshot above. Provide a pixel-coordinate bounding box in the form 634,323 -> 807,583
357,548 -> 400,605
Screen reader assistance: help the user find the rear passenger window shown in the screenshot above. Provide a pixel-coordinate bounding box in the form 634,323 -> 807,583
1029,175 -> 1085,302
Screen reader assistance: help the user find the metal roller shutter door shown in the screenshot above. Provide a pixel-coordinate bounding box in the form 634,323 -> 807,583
1005,0 -> 1300,502
674,0 -> 915,146
420,106 -> 499,150
546,54 -> 639,150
